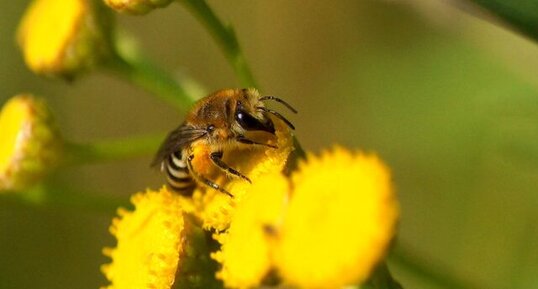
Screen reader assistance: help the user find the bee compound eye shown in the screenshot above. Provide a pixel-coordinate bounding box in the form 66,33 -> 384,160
235,111 -> 248,125
235,110 -> 275,134
207,124 -> 215,132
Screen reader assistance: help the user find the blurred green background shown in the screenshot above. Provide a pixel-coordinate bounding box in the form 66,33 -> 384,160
1,0 -> 538,289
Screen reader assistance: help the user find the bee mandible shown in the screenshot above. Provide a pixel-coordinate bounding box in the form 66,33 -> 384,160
152,88 -> 297,197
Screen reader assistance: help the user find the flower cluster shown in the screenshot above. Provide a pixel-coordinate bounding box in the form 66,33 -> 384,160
4,0 -> 170,193
101,134 -> 399,289
213,147 -> 399,289
2,0 -> 111,191
2,0 -> 105,192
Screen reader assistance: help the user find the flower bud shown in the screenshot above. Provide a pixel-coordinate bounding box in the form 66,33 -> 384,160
104,0 -> 173,15
0,95 -> 63,191
17,0 -> 113,78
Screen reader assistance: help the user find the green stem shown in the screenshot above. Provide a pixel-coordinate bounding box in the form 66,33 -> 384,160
180,0 -> 258,88
63,134 -> 163,165
368,263 -> 403,289
105,48 -> 196,112
390,244 -> 484,289
2,185 -> 127,214
174,215 -> 222,289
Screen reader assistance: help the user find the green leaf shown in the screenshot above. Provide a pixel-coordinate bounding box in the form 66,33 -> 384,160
469,0 -> 538,41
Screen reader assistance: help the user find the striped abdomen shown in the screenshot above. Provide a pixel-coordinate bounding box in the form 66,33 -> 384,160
164,151 -> 195,196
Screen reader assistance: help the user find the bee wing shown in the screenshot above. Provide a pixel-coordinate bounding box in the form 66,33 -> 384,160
151,124 -> 207,168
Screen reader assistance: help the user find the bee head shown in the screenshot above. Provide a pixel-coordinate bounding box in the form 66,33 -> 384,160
242,88 -> 297,131
188,88 -> 296,145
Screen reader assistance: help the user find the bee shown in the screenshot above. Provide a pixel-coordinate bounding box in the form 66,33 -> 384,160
152,88 -> 296,197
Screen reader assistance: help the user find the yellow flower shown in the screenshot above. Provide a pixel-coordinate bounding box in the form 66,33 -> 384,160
101,187 -> 185,289
275,147 -> 399,289
104,0 -> 173,14
0,94 -> 62,191
17,0 -> 112,78
212,173 -> 289,289
102,147 -> 397,289
192,117 -> 294,231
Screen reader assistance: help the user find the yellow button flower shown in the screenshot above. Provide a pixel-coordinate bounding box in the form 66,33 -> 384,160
212,173 -> 289,289
104,0 -> 173,14
275,147 -> 399,289
0,95 -> 62,191
101,187 -> 185,289
101,146 -> 398,289
192,116 -> 294,231
17,0 -> 112,78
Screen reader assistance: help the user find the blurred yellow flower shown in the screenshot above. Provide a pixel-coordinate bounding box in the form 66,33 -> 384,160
101,187 -> 185,289
212,173 -> 289,289
104,0 -> 173,15
275,147 -> 399,289
208,147 -> 399,289
17,0 -> 112,78
192,117 -> 294,231
0,94 -> 62,191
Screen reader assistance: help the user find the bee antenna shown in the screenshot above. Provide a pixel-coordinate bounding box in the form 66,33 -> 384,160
259,96 -> 298,113
257,107 -> 295,130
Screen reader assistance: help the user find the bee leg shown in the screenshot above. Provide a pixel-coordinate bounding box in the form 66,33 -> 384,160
210,151 -> 252,183
187,154 -> 233,198
236,135 -> 278,149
